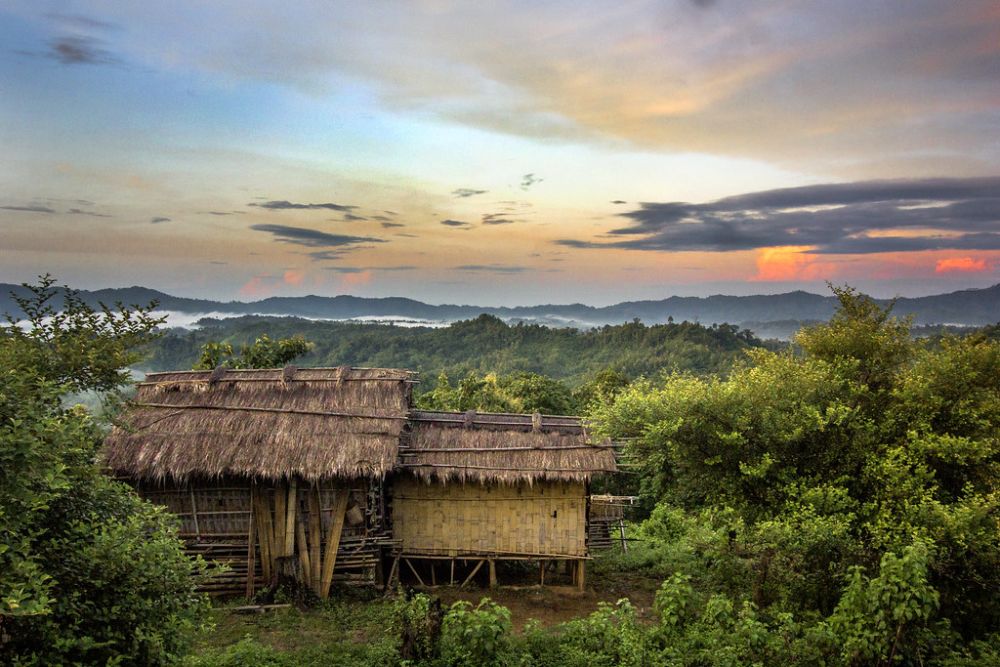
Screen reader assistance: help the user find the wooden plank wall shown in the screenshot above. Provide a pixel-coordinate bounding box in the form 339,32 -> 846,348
392,478 -> 587,558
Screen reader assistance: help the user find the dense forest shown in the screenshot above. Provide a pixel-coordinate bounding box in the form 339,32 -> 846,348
142,314 -> 775,385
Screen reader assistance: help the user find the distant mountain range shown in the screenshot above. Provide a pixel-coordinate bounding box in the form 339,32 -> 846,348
2,282 -> 999,333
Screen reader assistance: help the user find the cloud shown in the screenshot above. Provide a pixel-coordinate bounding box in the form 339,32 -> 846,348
150,216 -> 171,224
0,205 -> 55,213
306,250 -> 347,262
203,210 -> 232,216
440,219 -> 471,228
611,200 -> 627,205
324,265 -> 418,273
45,35 -> 119,66
250,200 -> 358,212
380,221 -> 405,228
454,264 -> 528,273
935,257 -> 990,274
452,188 -> 488,198
481,213 -> 517,225
67,208 -> 112,217
209,260 -> 228,265
520,173 -> 542,190
371,215 -> 392,222
557,177 -> 1000,255
342,213 -> 367,221
249,223 -> 383,248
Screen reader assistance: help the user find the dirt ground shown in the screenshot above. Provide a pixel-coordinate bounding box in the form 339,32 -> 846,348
431,574 -> 660,630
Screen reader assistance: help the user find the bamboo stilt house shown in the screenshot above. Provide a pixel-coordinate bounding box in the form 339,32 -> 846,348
104,366 -> 415,597
393,410 -> 617,589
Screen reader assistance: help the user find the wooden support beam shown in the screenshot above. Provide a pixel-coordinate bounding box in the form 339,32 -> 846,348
460,559 -> 484,589
576,560 -> 585,592
540,560 -> 545,586
488,558 -> 497,588
404,558 -> 426,587
245,484 -> 257,599
283,479 -> 297,558
296,517 -> 311,590
319,489 -> 349,598
450,559 -> 455,586
273,481 -> 287,558
308,486 -> 322,595
386,554 -> 401,591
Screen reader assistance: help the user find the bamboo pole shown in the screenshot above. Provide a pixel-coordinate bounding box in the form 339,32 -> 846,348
296,517 -> 311,590
488,558 -> 497,588
253,490 -> 274,583
308,486 -> 322,594
283,480 -> 298,558
320,489 -> 350,598
460,559 -> 485,588
273,481 -> 287,557
404,558 -> 426,586
246,484 -> 257,599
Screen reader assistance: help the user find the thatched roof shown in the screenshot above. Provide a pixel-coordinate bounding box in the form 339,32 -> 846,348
104,367 -> 414,482
400,410 -> 618,484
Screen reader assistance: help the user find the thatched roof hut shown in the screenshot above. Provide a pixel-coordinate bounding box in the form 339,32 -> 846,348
400,410 -> 617,484
104,366 -> 415,482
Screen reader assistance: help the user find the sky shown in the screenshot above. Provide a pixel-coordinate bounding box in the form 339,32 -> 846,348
1,0 -> 999,306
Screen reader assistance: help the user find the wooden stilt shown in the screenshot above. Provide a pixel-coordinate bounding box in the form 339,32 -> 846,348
245,484 -> 257,599
430,562 -> 436,587
296,517 -> 311,590
540,560 -> 545,586
283,480 -> 297,558
619,519 -> 628,553
460,559 -> 485,588
273,481 -> 287,557
404,558 -> 426,586
319,488 -> 349,598
308,486 -> 322,595
386,553 -> 401,590
450,559 -> 455,586
488,558 -> 497,588
576,560 -> 585,592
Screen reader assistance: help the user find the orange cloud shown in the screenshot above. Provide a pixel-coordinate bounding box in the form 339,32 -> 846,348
935,257 -> 989,274
340,270 -> 373,287
283,269 -> 305,286
751,246 -> 833,282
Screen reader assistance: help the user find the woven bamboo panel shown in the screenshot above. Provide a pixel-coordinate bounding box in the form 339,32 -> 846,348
393,478 -> 587,557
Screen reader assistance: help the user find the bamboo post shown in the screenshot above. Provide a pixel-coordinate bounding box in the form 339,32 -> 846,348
576,560 -> 585,592
254,488 -> 274,583
283,479 -> 298,558
189,488 -> 201,540
296,517 -> 311,590
320,488 -> 349,598
450,559 -> 455,586
308,486 -> 322,594
273,480 -> 287,557
460,559 -> 484,588
245,484 -> 257,599
404,558 -> 426,587
488,558 -> 497,588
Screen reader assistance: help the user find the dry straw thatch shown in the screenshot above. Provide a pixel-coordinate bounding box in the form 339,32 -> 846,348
104,367 -> 414,482
401,410 -> 617,484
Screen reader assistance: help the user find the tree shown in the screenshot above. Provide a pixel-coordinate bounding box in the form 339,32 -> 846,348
0,277 -> 208,665
193,334 -> 312,369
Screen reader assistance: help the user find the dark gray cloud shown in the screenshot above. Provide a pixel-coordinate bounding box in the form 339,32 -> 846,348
482,212 -> 517,225
611,200 -> 627,205
67,208 -> 111,217
250,223 -> 383,248
150,216 -> 171,224
454,264 -> 528,273
250,200 -> 358,212
203,210 -> 232,216
452,188 -> 488,198
1,205 -> 55,213
371,215 -> 393,222
381,221 -> 405,228
306,250 -> 347,262
440,219 -> 471,228
325,265 -> 418,273
46,35 -> 119,65
520,173 -> 542,190
342,213 -> 367,221
556,177 -> 1000,255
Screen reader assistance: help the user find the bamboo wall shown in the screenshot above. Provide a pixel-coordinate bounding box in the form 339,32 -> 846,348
391,477 -> 588,558
133,477 -> 389,596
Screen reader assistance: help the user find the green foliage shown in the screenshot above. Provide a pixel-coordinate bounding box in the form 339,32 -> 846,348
145,313 -> 773,386
590,284 -> 1000,665
439,598 -> 513,667
417,371 -> 577,414
0,277 -> 208,665
194,334 -> 313,369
